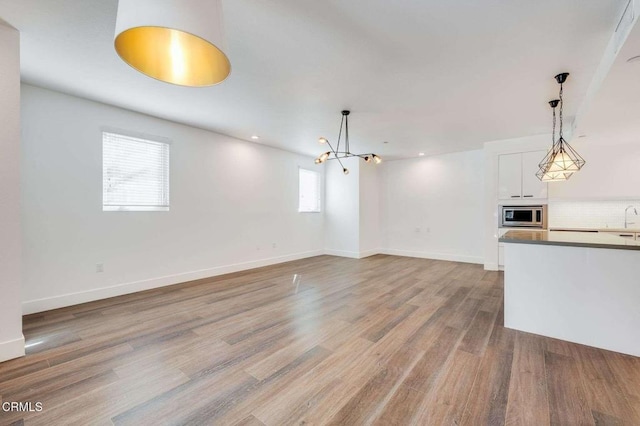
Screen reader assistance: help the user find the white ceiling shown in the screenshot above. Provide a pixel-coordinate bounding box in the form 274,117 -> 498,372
0,0 -> 627,159
576,18 -> 640,148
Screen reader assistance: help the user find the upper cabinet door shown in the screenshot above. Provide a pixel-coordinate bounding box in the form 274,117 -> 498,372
521,150 -> 548,199
498,153 -> 523,200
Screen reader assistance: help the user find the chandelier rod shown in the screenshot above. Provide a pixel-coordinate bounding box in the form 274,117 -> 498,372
336,114 -> 344,153
325,152 -> 376,160
345,113 -> 350,153
314,110 -> 381,173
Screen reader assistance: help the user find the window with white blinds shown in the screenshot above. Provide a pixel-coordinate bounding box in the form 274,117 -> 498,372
299,168 -> 321,213
102,131 -> 170,211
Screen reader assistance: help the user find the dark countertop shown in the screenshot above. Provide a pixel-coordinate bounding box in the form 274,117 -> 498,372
550,227 -> 640,234
499,230 -> 640,251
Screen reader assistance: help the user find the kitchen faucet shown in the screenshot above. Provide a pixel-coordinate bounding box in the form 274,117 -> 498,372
625,205 -> 638,229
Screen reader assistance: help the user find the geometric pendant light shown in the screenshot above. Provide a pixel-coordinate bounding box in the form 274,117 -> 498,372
536,99 -> 573,181
114,0 -> 231,87
315,110 -> 382,175
536,73 -> 585,182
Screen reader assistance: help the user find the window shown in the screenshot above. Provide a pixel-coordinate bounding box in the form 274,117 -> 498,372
299,168 -> 321,212
102,131 -> 170,211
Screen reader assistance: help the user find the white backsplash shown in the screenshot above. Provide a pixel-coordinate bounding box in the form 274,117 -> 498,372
549,201 -> 640,230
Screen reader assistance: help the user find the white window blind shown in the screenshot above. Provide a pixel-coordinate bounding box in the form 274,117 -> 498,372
299,168 -> 321,213
103,131 -> 170,211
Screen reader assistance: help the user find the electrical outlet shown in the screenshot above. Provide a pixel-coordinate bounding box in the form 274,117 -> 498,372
96,263 -> 104,273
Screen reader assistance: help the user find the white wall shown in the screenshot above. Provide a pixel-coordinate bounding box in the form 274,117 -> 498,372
544,141 -> 640,229
324,157 -> 381,259
359,161 -> 380,256
548,140 -> 640,200
0,22 -> 24,362
324,157 -> 360,257
21,84 -> 324,314
379,150 -> 485,264
549,200 -> 640,230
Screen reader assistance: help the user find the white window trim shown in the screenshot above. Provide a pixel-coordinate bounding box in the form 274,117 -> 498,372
103,206 -> 170,212
102,128 -> 171,212
298,167 -> 322,213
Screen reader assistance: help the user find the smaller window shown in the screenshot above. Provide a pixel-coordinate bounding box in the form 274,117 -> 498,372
103,131 -> 170,212
299,168 -> 321,213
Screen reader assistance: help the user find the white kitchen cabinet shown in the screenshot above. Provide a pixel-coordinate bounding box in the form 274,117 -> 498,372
498,153 -> 522,200
521,151 -> 548,199
498,151 -> 547,200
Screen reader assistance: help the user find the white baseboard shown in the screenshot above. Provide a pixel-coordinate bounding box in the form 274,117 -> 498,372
324,249 -> 361,259
23,248 -> 486,315
358,249 -> 380,259
0,335 -> 25,363
22,250 -> 324,315
379,248 -> 483,265
484,262 -> 499,271
324,249 -> 381,259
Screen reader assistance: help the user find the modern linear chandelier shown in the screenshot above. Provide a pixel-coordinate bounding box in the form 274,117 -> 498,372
114,0 -> 231,87
315,110 -> 381,175
536,73 -> 585,182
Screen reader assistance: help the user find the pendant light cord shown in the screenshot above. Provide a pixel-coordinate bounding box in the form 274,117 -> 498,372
552,104 -> 557,145
558,82 -> 564,141
536,72 -> 584,180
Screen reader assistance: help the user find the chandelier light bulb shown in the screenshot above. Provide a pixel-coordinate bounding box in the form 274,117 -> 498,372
343,168 -> 349,175
373,155 -> 382,164
548,148 -> 579,172
364,156 -> 371,163
318,137 -> 328,144
314,158 -> 322,164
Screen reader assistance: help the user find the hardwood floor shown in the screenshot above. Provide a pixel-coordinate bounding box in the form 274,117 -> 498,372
1,254 -> 639,425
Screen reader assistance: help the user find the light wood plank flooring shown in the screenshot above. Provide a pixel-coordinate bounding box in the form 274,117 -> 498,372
1,255 -> 639,425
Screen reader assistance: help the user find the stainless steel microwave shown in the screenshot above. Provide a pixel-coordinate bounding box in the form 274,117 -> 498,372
500,205 -> 547,228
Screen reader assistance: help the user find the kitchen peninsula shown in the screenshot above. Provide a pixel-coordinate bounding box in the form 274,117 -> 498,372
500,230 -> 640,357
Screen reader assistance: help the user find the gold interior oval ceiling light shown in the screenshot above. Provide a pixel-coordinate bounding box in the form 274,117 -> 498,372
114,0 -> 231,87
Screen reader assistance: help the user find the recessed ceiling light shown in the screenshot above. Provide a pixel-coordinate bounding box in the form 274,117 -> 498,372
418,152 -> 425,156
251,135 -> 260,140
627,55 -> 640,64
